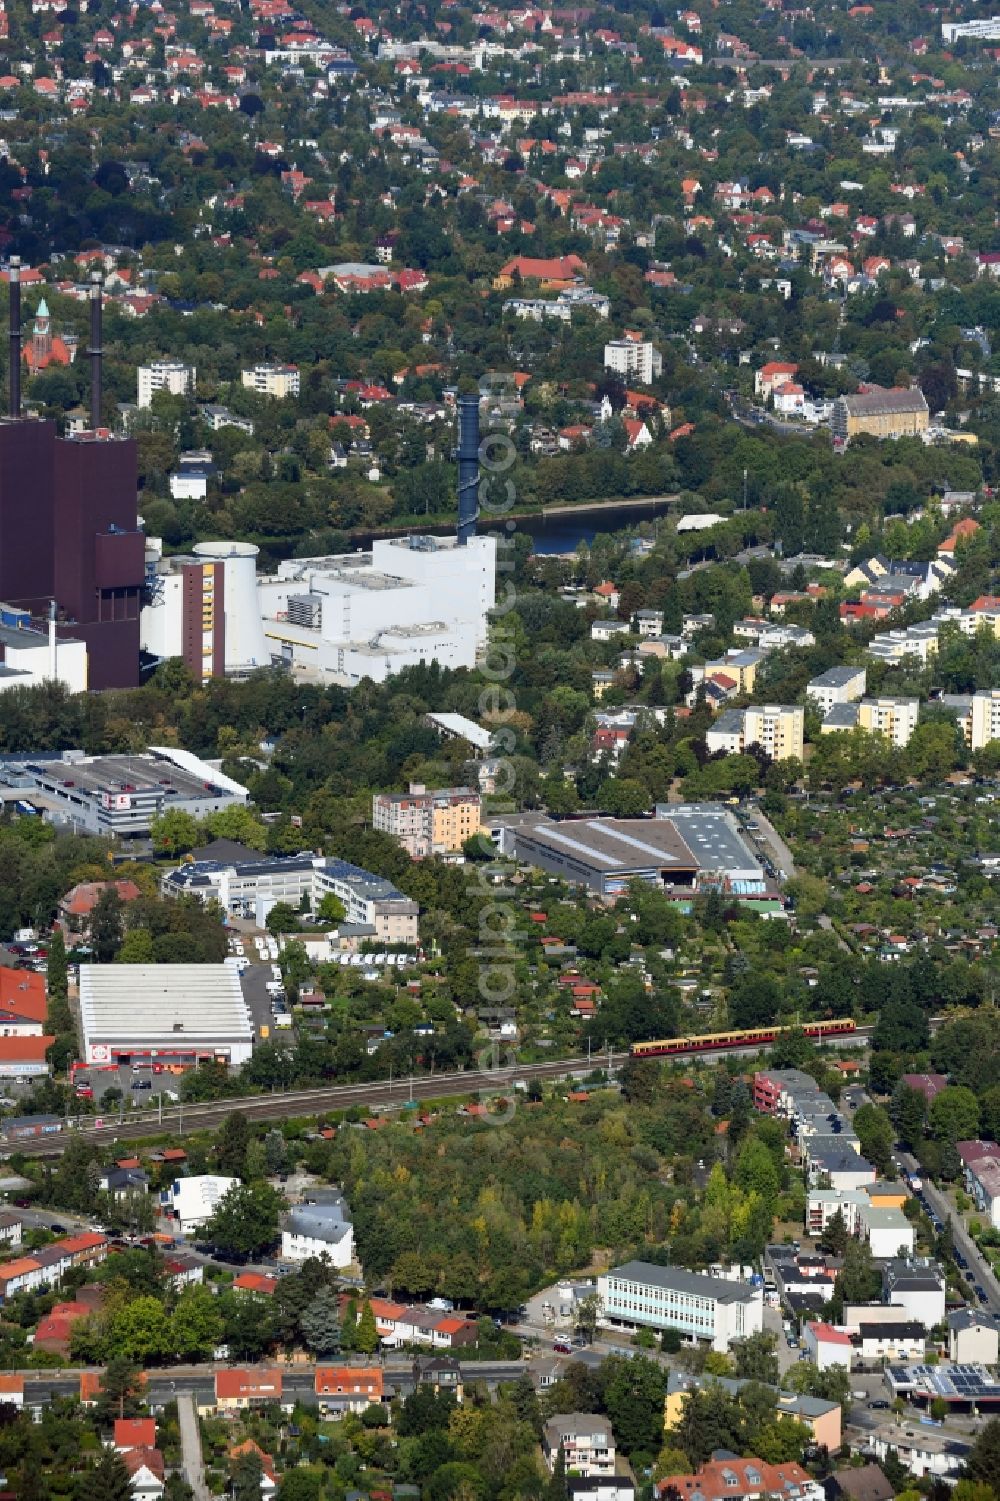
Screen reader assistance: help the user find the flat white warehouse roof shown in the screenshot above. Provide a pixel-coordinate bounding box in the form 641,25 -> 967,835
79,964 -> 254,1047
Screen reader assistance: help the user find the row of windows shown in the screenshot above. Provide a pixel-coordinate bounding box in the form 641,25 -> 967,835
607,1283 -> 714,1309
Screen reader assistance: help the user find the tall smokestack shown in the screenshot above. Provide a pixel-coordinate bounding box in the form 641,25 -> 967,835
457,393 -> 479,546
8,256 -> 20,418
48,600 -> 57,681
88,273 -> 103,431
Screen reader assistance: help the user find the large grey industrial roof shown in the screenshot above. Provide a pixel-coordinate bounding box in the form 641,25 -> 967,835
79,964 -> 253,1045
520,817 -> 694,871
665,805 -> 763,875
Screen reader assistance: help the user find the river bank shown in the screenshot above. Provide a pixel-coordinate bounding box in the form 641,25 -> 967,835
347,493 -> 680,554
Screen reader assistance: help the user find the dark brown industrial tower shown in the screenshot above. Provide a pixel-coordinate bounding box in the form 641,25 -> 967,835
0,269 -> 143,687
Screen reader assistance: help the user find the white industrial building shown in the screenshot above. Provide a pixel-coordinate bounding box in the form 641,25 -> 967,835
141,538 -> 270,679
259,534 -> 496,685
597,1259 -> 763,1353
137,360 -> 196,409
79,964 -> 255,1068
0,616 -> 88,694
161,1174 -> 239,1234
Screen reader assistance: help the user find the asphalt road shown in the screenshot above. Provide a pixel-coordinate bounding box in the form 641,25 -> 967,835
744,806 -> 797,881
897,1148 -> 1000,1317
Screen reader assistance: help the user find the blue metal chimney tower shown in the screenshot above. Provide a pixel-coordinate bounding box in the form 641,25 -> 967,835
457,394 -> 479,546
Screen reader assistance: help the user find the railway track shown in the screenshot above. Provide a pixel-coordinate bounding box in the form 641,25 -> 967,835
6,1024 -> 887,1156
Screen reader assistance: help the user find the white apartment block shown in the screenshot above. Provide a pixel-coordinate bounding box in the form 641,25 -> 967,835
858,696 -> 920,747
241,363 -> 301,398
867,623 -> 940,666
706,704 -> 804,762
603,338 -> 663,385
137,359 -> 196,408
806,665 -> 867,716
965,690 -> 1000,751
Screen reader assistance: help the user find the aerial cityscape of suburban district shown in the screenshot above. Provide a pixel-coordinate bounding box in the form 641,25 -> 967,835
8,0 -> 1000,1496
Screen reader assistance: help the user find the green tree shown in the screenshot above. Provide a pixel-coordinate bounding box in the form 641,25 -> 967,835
172,1284 -> 224,1361
300,1286 -> 342,1356
891,1082 -> 927,1150
734,1137 -> 781,1207
820,1208 -> 849,1257
601,1354 -> 665,1456
232,1452 -> 265,1501
97,1356 -> 141,1421
86,1447 -> 133,1501
47,927 -> 68,1003
117,927 -> 156,964
355,1298 -> 379,1354
930,1086 -> 980,1143
90,887 -> 124,962
853,1102 -> 895,1174
548,1442 -> 567,1501
216,1112 -> 251,1177
732,1330 -> 780,1385
266,902 -> 300,936
836,1240 -> 880,1306
149,809 -> 201,857
317,892 -> 348,924
964,1419 -> 1000,1484
264,1129 -> 288,1175
202,1183 -> 284,1259
111,1295 -> 173,1363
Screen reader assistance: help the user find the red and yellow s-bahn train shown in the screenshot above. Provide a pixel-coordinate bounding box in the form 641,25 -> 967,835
630,1017 -> 856,1059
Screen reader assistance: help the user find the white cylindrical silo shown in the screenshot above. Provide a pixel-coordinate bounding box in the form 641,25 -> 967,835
193,540 -> 270,674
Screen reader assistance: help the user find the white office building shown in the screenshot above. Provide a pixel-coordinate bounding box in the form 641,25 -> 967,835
162,853 -> 419,944
160,1174 -> 239,1234
597,1260 -> 763,1353
259,534 -> 496,686
137,360 -> 196,409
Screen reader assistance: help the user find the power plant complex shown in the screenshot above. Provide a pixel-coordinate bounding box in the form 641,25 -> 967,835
0,266 -> 494,692
0,263 -> 145,692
